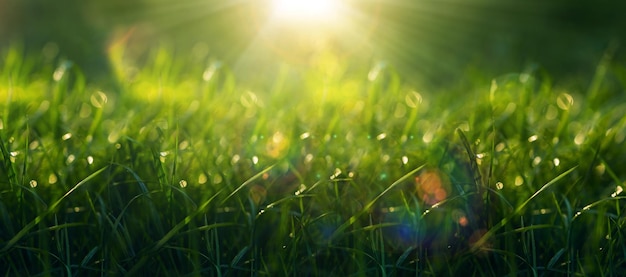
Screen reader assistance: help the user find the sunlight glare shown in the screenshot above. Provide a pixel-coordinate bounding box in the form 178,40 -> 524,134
271,0 -> 340,23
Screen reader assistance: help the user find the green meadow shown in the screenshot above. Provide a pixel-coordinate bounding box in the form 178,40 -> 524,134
2,1 -> 626,275
2,43 -> 625,275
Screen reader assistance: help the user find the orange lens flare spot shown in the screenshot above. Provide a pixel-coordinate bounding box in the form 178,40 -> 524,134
415,169 -> 449,205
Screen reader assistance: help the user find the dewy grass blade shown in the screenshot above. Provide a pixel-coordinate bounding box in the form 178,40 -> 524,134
470,165 -> 578,252
220,164 -> 276,205
330,164 -> 425,241
0,166 -> 108,254
127,189 -> 223,274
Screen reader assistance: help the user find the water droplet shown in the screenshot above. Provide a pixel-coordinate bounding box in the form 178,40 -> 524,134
30,180 -> 38,188
295,184 -> 307,195
514,176 -> 524,186
62,133 -> 72,140
231,154 -> 241,164
532,156 -> 542,166
198,173 -> 208,184
90,91 -> 108,108
405,91 -> 422,108
160,151 -> 169,157
66,154 -> 75,164
87,156 -> 94,165
495,142 -> 506,152
553,158 -> 560,167
304,153 -> 314,164
495,182 -> 504,190
401,156 -> 409,165
49,174 -> 57,184
252,156 -> 259,165
179,180 -> 188,188
528,135 -> 538,142
376,133 -> 387,140
574,132 -> 586,145
611,186 -> 623,198
213,174 -> 223,184
595,164 -> 605,176
556,92 -> 574,110
179,140 -> 190,150
422,130 -> 434,143
300,132 -> 310,140
330,168 -> 342,179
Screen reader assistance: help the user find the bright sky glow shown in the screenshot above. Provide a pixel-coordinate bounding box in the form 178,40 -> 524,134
271,0 -> 341,23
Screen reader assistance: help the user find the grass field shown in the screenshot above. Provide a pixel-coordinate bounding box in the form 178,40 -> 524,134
1,44 -> 626,276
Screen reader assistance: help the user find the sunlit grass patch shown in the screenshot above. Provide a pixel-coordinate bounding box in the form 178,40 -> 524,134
1,45 -> 626,275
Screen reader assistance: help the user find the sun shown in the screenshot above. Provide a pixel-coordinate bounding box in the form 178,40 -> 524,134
271,0 -> 341,23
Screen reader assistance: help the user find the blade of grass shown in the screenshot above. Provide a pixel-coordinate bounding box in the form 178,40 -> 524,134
330,164 -> 425,241
0,166 -> 108,254
470,165 -> 578,252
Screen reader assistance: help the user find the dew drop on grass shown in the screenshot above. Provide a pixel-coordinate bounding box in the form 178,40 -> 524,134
495,142 -> 505,152
527,135 -> 538,142
532,156 -> 542,166
611,186 -> 623,198
30,180 -> 38,188
376,133 -> 387,140
514,176 -> 524,186
179,140 -> 189,150
553,158 -> 560,167
422,130 -> 434,143
574,132 -> 586,145
87,156 -> 94,165
179,180 -> 188,188
401,156 -> 409,165
295,184 -> 307,195
90,91 -> 108,108
29,141 -> 39,150
300,132 -> 310,140
213,174 -> 223,184
304,153 -> 313,164
198,173 -> 208,184
48,174 -> 57,184
62,133 -> 72,140
66,154 -> 75,164
252,156 -> 259,165
405,91 -> 422,108
595,164 -> 605,176
556,92 -> 574,110
231,154 -> 240,164
495,182 -> 504,190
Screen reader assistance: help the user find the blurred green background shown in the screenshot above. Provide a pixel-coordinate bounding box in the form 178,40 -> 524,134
1,0 -> 625,87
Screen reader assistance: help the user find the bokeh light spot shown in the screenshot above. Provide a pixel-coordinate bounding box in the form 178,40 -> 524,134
415,169 -> 449,205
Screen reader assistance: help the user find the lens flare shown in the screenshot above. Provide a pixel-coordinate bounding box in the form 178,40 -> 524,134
415,169 -> 449,205
271,0 -> 341,23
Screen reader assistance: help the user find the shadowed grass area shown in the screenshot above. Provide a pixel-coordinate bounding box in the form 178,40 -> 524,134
1,45 -> 625,275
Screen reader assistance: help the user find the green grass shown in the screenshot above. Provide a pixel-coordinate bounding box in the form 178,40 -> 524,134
1,45 -> 626,276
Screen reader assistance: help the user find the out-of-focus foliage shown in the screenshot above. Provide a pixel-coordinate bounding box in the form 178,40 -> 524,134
1,0 -> 625,86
